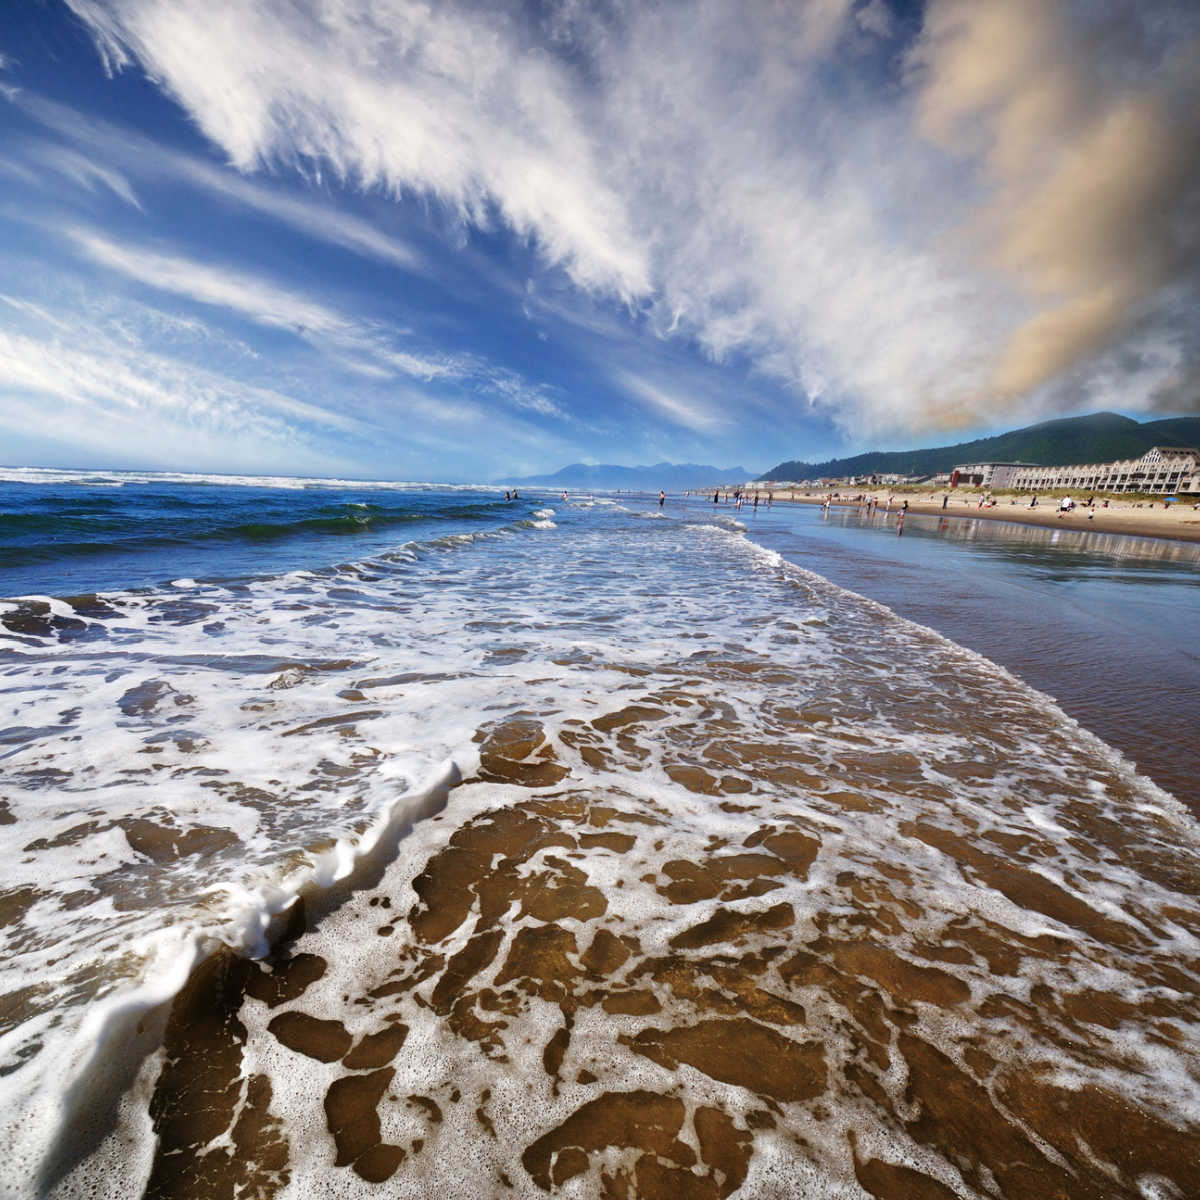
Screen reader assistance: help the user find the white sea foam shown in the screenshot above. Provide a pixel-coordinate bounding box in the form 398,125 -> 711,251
1,494 -> 1197,1196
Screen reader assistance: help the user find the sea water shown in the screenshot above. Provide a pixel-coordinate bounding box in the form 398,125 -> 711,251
740,500 -> 1200,813
0,473 -> 1196,1199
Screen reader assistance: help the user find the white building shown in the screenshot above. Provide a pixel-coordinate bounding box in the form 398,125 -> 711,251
1008,446 -> 1200,495
951,447 -> 1200,496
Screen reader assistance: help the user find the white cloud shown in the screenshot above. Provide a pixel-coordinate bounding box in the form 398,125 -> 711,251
64,0 -> 650,298
33,143 -> 141,208
62,226 -> 469,384
69,227 -> 356,337
60,0 -> 1200,442
0,321 -> 366,474
616,370 -> 725,434
0,155 -> 41,186
0,266 -> 582,476
10,92 -> 422,272
0,293 -> 73,332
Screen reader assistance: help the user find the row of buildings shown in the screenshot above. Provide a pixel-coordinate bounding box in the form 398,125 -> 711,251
951,445 -> 1200,496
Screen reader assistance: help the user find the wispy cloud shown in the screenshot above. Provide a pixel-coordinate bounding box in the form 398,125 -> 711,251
9,91 -> 422,272
69,227 -> 354,337
61,226 -> 469,385
32,143 -> 141,209
63,0 -> 1200,440
62,0 -> 651,299
616,370 -> 725,434
0,319 -> 364,474
0,294 -> 73,333
0,261 -> 580,477
0,155 -> 41,187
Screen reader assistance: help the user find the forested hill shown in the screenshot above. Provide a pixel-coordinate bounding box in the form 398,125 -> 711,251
761,412 -> 1200,481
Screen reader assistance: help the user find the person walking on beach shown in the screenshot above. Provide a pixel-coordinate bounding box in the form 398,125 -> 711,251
942,494 -> 948,510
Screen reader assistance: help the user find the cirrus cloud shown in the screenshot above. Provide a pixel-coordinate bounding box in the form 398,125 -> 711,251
60,0 -> 1200,442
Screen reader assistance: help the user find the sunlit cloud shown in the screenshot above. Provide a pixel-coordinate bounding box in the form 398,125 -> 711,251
0,0 -> 1190,486
912,0 -> 1200,408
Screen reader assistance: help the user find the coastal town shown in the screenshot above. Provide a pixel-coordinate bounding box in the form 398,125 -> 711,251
752,444 -> 1200,498
699,444 -> 1200,543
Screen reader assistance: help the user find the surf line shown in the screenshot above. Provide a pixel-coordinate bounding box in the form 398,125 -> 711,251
27,758 -> 463,1198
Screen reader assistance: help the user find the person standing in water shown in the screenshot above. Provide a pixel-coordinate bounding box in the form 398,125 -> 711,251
658,490 -> 666,507
713,490 -> 719,504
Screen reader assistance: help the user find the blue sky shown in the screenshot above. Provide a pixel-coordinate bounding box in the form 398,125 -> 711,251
1,1 -> 1197,482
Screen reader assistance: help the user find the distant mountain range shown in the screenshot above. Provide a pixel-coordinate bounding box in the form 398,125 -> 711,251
762,412 -> 1200,482
508,461 -> 750,490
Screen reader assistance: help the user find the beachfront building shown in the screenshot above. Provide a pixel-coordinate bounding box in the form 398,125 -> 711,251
950,462 -> 1031,489
1002,446 -> 1200,496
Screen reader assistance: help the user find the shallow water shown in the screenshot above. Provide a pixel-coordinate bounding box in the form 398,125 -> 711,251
735,499 -> 1200,815
0,479 -> 1197,1199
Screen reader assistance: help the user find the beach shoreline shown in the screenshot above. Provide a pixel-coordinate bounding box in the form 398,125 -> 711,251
755,489 -> 1200,544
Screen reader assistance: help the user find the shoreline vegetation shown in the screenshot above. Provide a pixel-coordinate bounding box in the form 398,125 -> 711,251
704,486 -> 1200,545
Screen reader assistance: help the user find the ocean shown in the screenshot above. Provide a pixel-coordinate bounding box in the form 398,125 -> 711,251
1,470 -> 1197,1199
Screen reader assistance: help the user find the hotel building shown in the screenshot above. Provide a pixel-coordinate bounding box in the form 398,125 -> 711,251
954,447 -> 1200,496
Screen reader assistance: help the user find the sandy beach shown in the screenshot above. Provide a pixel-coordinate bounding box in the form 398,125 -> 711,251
757,489 -> 1200,544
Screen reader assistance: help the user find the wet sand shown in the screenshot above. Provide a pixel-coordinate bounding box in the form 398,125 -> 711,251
762,491 -> 1200,545
67,696 -> 1200,1198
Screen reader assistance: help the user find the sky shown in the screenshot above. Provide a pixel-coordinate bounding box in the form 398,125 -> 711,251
0,0 -> 1197,482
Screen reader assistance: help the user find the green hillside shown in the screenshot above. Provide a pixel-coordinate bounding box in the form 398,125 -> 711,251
762,412 -> 1200,481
